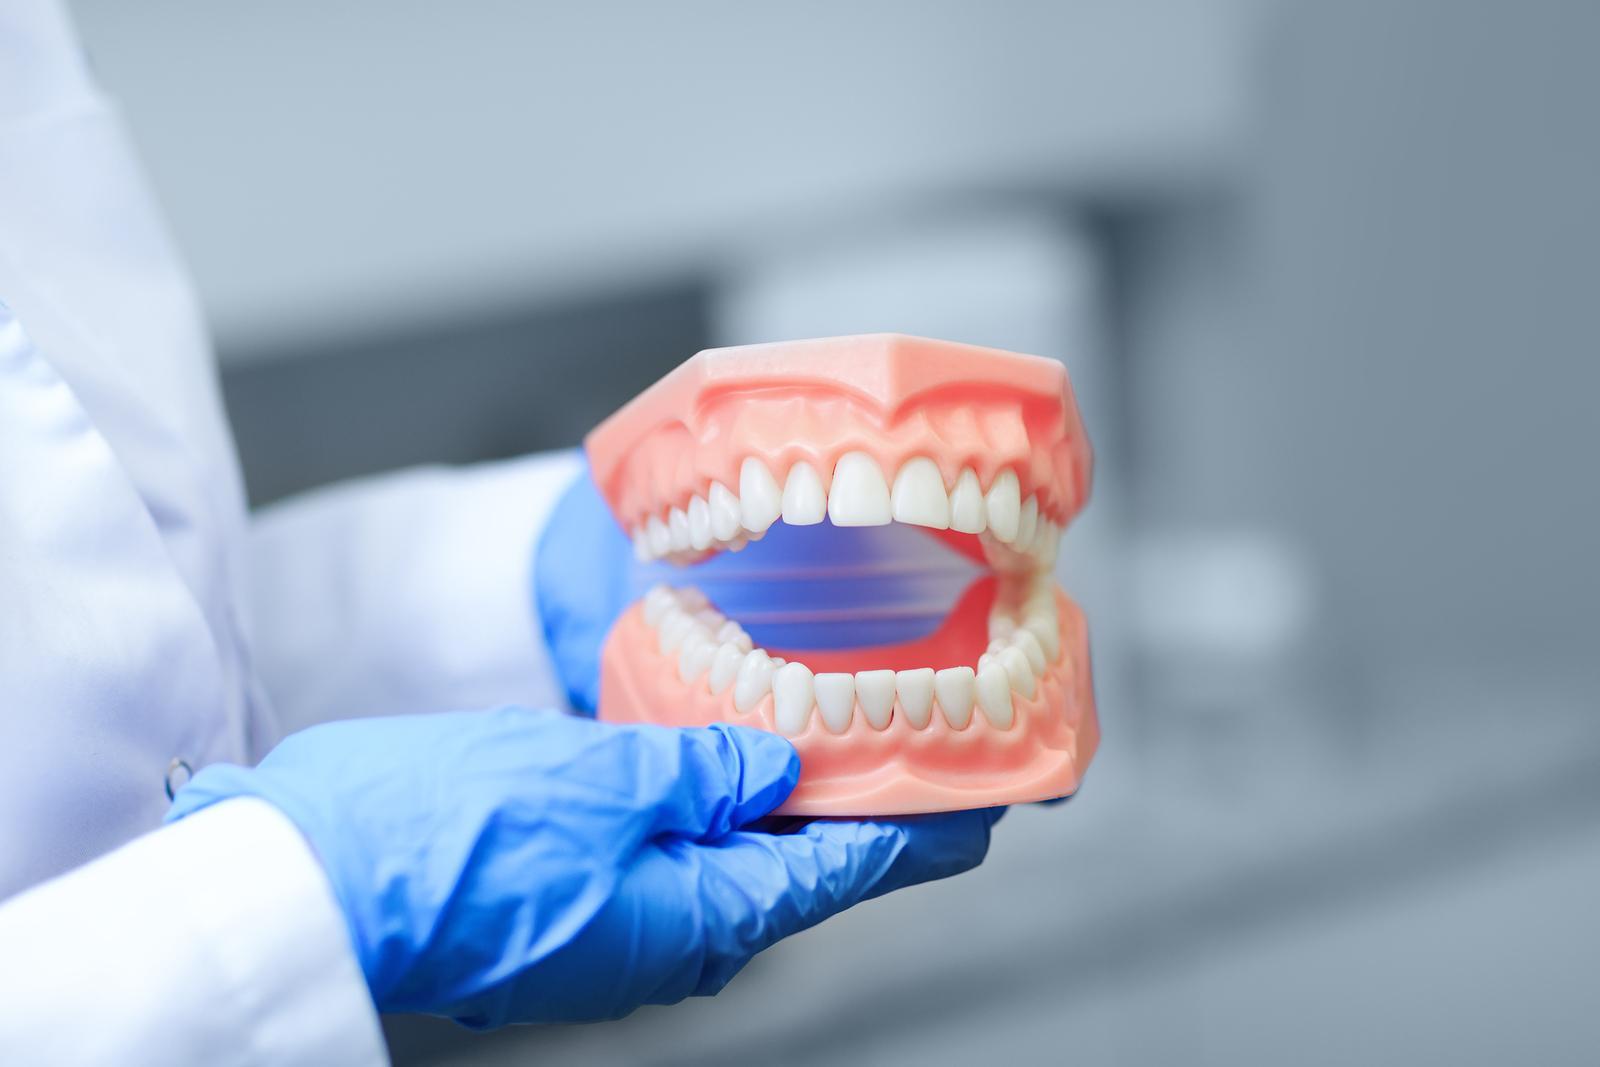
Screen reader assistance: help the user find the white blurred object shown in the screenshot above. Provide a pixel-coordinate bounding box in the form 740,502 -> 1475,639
1130,529 -> 1315,657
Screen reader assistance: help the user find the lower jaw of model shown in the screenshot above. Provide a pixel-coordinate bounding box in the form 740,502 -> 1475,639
586,335 -> 1099,816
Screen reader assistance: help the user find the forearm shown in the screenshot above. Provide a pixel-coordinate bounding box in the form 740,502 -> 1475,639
0,798 -> 386,1066
245,450 -> 583,743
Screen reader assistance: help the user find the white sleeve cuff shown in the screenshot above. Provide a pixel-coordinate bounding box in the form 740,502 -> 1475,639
0,797 -> 388,1067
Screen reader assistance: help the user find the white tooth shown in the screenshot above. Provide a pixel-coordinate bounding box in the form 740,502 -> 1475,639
827,451 -> 893,526
998,646 -> 1037,699
1015,496 -> 1039,548
632,529 -> 652,563
708,643 -> 744,694
693,608 -> 726,631
1012,629 -> 1047,674
714,620 -> 753,653
657,610 -> 693,654
854,669 -> 896,729
976,665 -> 1015,729
642,585 -> 674,625
739,458 -> 783,533
1025,616 -> 1061,662
781,462 -> 827,525
772,662 -> 815,736
890,456 -> 951,529
687,495 -> 713,551
1026,516 -> 1050,552
647,515 -> 672,557
1022,586 -> 1059,656
934,667 -> 976,729
1035,521 -> 1060,567
949,467 -> 987,533
668,507 -> 692,552
708,481 -> 743,541
986,638 -> 1009,656
769,656 -> 786,668
988,615 -> 1017,641
985,470 -> 1021,541
978,652 -> 999,675
678,635 -> 716,682
895,668 -> 935,729
733,651 -> 777,712
813,673 -> 856,733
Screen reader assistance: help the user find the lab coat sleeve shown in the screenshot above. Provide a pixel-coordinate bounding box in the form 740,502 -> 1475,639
0,796 -> 388,1066
246,449 -> 585,740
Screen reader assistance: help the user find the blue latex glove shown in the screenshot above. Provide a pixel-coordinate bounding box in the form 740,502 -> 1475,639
167,708 -> 1002,1027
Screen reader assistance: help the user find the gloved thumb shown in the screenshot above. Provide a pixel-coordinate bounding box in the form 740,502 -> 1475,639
637,723 -> 801,842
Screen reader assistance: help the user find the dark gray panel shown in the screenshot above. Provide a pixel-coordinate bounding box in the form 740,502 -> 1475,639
220,285 -> 709,505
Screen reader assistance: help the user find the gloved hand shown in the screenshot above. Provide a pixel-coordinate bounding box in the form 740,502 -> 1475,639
167,707 -> 1002,1027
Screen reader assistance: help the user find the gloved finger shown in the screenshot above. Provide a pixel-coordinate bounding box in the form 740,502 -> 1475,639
632,722 -> 801,841
683,806 -> 1003,995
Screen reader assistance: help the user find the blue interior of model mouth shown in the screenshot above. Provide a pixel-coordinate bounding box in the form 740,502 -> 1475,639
630,520 -> 980,650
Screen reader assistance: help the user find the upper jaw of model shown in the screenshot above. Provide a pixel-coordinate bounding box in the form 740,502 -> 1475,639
585,334 -> 1098,815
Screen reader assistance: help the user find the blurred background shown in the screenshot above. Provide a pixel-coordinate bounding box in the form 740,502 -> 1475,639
69,0 -> 1599,1063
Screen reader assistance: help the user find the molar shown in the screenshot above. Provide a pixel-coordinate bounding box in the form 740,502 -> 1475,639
1024,616 -> 1061,662
642,585 -> 674,625
657,609 -> 693,655
781,462 -> 827,525
827,452 -> 892,526
1028,518 -> 1060,566
890,457 -> 951,529
677,634 -> 716,683
714,620 -> 753,653
1011,629 -> 1047,674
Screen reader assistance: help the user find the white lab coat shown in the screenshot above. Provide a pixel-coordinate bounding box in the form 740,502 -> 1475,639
0,3 -> 581,1061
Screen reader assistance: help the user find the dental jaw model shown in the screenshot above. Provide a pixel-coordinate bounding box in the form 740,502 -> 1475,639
584,334 -> 1097,815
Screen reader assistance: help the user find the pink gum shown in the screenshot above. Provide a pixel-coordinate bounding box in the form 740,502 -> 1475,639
584,334 -> 1094,532
597,588 -> 1099,816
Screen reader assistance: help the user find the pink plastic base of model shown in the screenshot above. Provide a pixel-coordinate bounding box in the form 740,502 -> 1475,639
585,334 -> 1098,816
599,583 -> 1097,816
